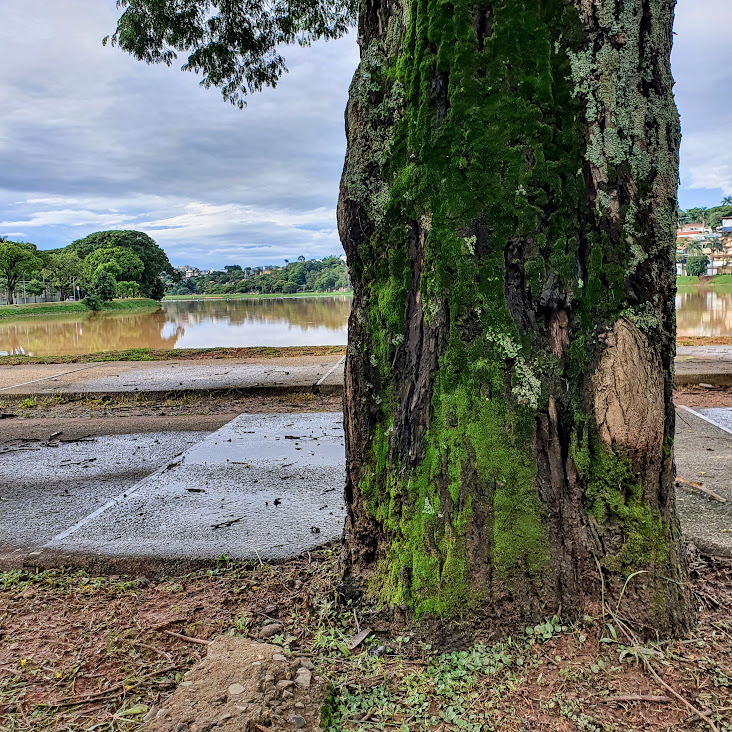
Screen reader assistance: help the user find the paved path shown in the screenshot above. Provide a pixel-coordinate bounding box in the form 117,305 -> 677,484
0,431 -> 208,568
7,413 -> 345,574
0,346 -> 729,396
3,405 -> 732,574
0,355 -> 346,395
674,405 -> 732,556
676,346 -> 732,385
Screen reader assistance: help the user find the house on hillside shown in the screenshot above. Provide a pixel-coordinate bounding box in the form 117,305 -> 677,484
722,215 -> 732,234
677,223 -> 708,240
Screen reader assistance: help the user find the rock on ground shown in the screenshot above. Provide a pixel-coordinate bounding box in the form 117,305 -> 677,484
143,637 -> 326,732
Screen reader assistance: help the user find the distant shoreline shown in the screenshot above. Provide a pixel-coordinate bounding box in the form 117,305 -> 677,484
163,291 -> 353,301
0,298 -> 160,320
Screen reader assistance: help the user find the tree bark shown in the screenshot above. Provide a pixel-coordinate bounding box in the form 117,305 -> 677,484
338,0 -> 691,633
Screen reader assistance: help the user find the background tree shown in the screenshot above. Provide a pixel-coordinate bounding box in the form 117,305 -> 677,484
686,256 -> 710,278
25,279 -> 46,300
679,205 -> 732,231
116,280 -> 141,298
82,246 -> 145,286
114,0 -> 691,633
0,241 -> 44,304
722,196 -> 732,206
70,230 -> 175,300
42,252 -> 83,300
85,269 -> 118,311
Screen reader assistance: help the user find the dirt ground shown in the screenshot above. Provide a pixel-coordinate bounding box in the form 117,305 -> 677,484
0,391 -> 343,442
675,386 -> 732,409
0,549 -> 731,731
1,382 -> 732,730
0,386 -> 723,443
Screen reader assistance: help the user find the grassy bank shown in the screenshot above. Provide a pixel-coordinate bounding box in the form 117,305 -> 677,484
163,291 -> 353,301
0,298 -> 160,319
677,274 -> 732,289
0,345 -> 346,366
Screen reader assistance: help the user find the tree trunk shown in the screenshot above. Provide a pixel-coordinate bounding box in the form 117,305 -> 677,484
338,0 -> 691,633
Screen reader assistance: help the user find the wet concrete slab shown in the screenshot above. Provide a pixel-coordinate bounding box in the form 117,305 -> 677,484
674,405 -> 732,556
0,432 -> 208,566
0,357 -> 345,396
38,413 -> 346,571
6,404 -> 730,575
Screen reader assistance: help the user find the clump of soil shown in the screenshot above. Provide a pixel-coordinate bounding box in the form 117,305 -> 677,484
146,638 -> 325,732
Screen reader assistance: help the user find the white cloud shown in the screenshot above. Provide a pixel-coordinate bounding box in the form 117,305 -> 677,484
0,0 -> 729,268
0,0 -> 357,267
673,0 -> 732,200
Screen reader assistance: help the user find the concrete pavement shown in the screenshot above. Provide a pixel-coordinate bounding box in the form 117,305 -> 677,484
0,355 -> 346,396
2,405 -> 732,575
676,346 -> 732,386
8,413 -> 346,575
674,405 -> 732,557
0,346 -> 729,398
0,431 -> 208,569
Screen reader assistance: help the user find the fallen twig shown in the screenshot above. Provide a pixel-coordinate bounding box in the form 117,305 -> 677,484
162,629 -> 212,646
47,664 -> 183,708
600,695 -> 670,703
608,608 -> 720,732
676,477 -> 727,503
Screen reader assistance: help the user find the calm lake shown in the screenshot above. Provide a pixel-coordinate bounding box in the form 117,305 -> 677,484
0,290 -> 727,357
0,297 -> 351,357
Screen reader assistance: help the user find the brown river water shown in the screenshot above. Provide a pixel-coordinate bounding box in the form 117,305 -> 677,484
0,297 -> 351,357
0,290 -> 725,357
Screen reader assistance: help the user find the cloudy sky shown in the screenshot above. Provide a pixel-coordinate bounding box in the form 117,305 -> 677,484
0,1 -> 729,269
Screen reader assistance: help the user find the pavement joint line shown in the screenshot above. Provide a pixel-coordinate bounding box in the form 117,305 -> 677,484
677,405 -> 732,437
315,355 -> 346,387
38,418 -> 236,547
40,455 -> 184,547
0,363 -> 104,392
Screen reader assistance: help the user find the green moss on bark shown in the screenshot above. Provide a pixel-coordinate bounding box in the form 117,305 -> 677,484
342,0 -> 684,623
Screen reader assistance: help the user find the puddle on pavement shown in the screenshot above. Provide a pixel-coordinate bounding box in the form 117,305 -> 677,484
181,417 -> 345,466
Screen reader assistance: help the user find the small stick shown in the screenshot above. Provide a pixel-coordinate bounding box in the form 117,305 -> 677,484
600,695 -> 671,703
353,608 -> 361,634
48,664 -> 183,708
676,477 -> 727,503
162,630 -> 212,646
687,707 -> 732,724
610,610 -> 720,732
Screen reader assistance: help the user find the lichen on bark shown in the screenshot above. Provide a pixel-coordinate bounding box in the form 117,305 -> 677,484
338,0 -> 690,633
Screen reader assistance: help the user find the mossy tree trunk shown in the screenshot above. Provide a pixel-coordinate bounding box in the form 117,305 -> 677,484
337,0 -> 692,632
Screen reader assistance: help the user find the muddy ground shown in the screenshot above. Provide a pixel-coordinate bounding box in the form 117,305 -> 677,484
1,550 -> 731,731
0,391 -> 343,442
0,385 -> 728,442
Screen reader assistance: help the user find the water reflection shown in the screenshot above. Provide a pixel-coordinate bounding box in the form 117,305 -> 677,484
5,291 -> 724,356
0,297 -> 351,356
676,289 -> 732,337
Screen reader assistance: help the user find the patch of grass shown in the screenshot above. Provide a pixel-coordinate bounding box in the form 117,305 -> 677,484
16,397 -> 37,409
0,345 -> 346,366
677,275 -> 732,292
0,298 -> 160,320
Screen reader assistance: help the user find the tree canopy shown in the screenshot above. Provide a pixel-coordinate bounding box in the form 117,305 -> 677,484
171,255 -> 349,295
82,246 -> 145,283
106,0 -> 356,108
70,230 -> 175,300
0,241 -> 45,304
